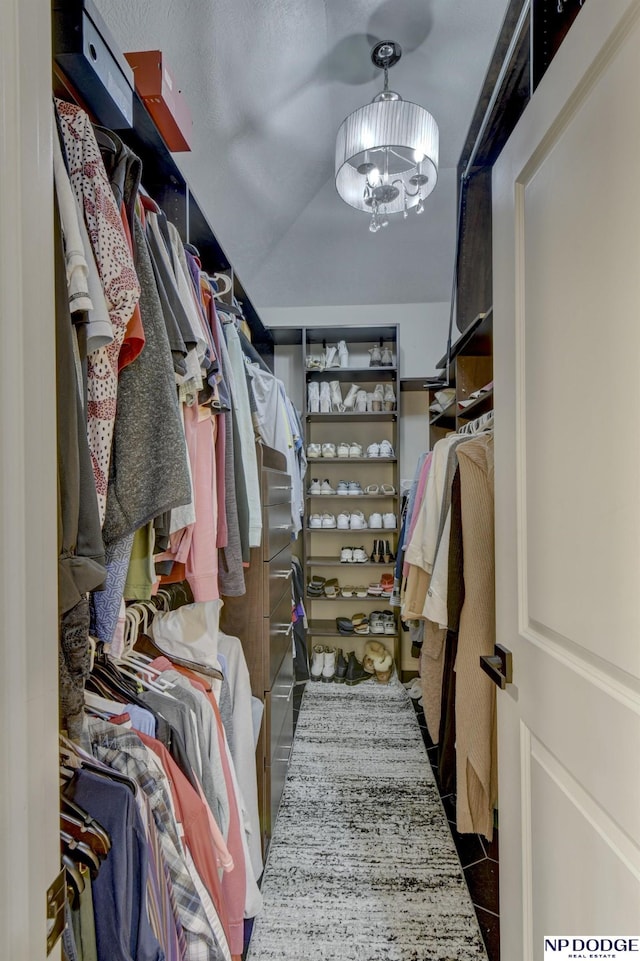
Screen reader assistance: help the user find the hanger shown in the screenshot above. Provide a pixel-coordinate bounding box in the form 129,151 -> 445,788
93,126 -> 117,155
212,272 -> 232,297
62,854 -> 85,908
61,831 -> 102,880
60,798 -> 111,856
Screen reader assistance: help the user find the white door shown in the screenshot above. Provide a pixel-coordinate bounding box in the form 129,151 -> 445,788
493,1 -> 640,957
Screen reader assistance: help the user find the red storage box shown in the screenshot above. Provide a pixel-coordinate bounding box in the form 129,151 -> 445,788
124,50 -> 192,152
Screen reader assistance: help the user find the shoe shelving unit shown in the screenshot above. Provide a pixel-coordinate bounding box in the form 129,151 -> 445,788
302,325 -> 400,671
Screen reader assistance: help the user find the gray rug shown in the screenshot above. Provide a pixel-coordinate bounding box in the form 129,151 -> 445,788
247,678 -> 488,961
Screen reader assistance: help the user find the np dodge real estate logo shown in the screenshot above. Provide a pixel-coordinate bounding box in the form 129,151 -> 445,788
544,937 -> 640,959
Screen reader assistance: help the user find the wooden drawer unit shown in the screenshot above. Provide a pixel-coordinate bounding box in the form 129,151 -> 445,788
263,500 -> 292,560
264,544 -> 292,615
267,586 -> 293,690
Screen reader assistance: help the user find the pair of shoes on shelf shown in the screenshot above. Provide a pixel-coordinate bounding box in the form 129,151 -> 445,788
368,576 -> 394,598
341,384 -> 395,412
323,341 -> 349,370
368,345 -> 394,367
366,440 -> 395,458
337,510 -> 368,530
369,610 -> 396,635
308,381 -> 344,413
336,442 -> 363,458
310,645 -> 348,682
336,480 -> 363,496
372,538 -> 395,563
341,584 -> 368,598
368,512 -> 397,530
308,478 -> 335,495
362,639 -> 394,682
336,613 -> 370,636
363,483 -> 396,495
308,513 -> 337,529
340,546 -> 369,563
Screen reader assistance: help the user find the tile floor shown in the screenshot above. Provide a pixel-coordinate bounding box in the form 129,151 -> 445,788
411,697 -> 500,961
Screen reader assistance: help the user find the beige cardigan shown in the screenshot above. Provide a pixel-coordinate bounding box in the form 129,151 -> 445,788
455,433 -> 498,840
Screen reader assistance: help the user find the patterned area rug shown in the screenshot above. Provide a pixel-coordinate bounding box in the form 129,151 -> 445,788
247,678 -> 488,961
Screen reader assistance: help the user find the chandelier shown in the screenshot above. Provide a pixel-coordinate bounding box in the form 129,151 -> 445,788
335,41 -> 439,233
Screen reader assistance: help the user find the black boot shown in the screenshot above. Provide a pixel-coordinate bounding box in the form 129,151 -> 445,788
345,652 -> 373,686
385,539 -> 395,562
334,648 -> 348,683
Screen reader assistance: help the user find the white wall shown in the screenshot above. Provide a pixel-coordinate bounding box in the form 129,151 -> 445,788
261,302 -> 450,380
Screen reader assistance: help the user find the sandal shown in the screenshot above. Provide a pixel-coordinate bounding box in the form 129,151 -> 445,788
307,575 -> 326,596
367,583 -> 383,596
380,573 -> 394,594
351,613 -> 370,634
364,484 -> 380,495
341,585 -> 355,597
354,585 -> 368,598
380,484 -> 396,495
324,578 -> 340,598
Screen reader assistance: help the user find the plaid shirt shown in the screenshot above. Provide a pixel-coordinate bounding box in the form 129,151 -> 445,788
87,719 -> 225,961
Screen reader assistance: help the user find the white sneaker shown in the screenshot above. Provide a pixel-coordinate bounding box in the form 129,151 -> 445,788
321,443 -> 337,458
308,478 -> 321,494
347,481 -> 363,495
349,442 -> 363,458
308,513 -> 322,529
350,511 -> 367,530
382,512 -> 397,529
337,442 -> 350,457
340,547 -> 354,563
310,645 -> 325,681
308,381 -> 320,413
337,512 -> 350,529
307,443 -> 322,458
378,440 -> 395,457
321,513 -> 337,528
320,479 -> 335,495
336,480 -> 350,496
355,390 -> 368,412
369,512 -> 383,529
352,547 -> 369,563
337,340 -> 349,368
367,442 -> 380,457
319,382 -> 331,413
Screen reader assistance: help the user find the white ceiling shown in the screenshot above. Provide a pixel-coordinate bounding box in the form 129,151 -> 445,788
96,0 -> 510,310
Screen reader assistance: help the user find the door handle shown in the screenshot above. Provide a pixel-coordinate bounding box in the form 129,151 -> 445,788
480,644 -> 513,689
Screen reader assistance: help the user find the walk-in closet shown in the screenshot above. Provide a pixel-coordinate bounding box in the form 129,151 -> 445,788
2,2 -> 639,960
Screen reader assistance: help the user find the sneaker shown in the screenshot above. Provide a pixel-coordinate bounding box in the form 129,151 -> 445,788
350,511 -> 367,530
308,513 -> 322,529
307,442 -> 322,458
381,611 -> 396,634
369,512 -> 383,529
320,479 -> 335,495
347,481 -> 363,496
349,442 -> 363,458
336,480 -> 350,496
336,442 -> 350,457
378,440 -> 395,458
337,340 -> 349,368
366,442 -> 380,458
382,512 -> 397,529
340,547 -> 354,563
310,645 -> 325,681
308,478 -> 321,494
381,346 -> 393,366
368,345 -> 382,367
370,610 -> 385,632
321,443 -> 337,458
321,513 -> 336,528
337,512 -> 350,530
352,547 -> 369,563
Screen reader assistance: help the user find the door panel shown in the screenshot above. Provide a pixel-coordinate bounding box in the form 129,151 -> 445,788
493,1 -> 640,956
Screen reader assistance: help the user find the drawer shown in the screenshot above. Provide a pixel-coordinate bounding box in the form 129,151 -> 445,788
266,587 -> 293,689
263,500 -> 292,560
268,649 -> 294,743
265,652 -> 294,841
263,468 -> 291,507
264,544 -> 292,615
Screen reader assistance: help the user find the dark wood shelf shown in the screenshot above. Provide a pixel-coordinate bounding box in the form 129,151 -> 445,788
307,557 -> 395,567
429,403 -> 457,426
308,619 -> 398,639
456,388 -> 494,419
305,327 -> 397,345
436,309 -> 493,370
306,411 -> 397,422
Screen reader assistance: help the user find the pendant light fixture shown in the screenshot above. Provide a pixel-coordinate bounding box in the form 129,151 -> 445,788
335,41 -> 439,233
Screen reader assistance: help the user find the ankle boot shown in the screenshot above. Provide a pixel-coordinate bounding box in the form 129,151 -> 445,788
334,648 -> 348,683
308,381 -> 320,413
345,652 -> 373,686
337,340 -> 349,368
319,381 -> 331,413
322,646 -> 336,682
342,384 -> 358,410
310,645 -> 325,681
329,381 -> 344,412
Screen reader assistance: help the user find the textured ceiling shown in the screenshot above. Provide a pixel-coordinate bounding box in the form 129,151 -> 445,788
95,0 -> 510,309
